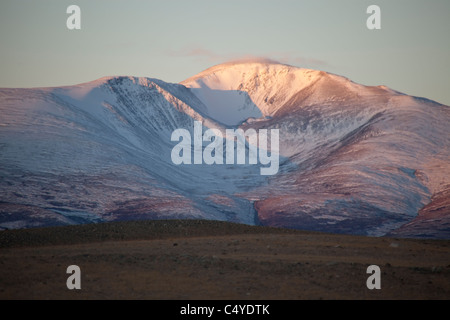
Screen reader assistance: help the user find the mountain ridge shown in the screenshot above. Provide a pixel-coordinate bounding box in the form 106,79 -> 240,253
0,61 -> 449,238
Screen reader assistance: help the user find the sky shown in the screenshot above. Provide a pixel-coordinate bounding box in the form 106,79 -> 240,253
0,0 -> 449,105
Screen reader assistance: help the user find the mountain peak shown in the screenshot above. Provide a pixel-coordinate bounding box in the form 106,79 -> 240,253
1,61 -> 449,238
180,61 -> 336,125
181,59 -> 317,85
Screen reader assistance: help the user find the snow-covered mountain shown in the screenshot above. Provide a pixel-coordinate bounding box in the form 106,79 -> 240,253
1,61 -> 449,238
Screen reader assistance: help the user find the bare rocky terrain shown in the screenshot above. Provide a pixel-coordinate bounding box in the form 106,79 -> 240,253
0,220 -> 449,300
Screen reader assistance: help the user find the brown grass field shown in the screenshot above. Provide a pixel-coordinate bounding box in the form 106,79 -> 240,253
0,220 -> 449,300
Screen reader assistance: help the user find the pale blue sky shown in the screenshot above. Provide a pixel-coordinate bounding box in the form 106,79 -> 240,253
1,0 -> 449,105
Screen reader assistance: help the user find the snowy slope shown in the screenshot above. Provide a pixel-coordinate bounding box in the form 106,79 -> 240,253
0,76 -> 263,229
1,61 -> 449,238
245,95 -> 450,236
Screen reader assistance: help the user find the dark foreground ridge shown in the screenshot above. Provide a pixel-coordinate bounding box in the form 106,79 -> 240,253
0,219 -> 309,248
1,220 -> 449,300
